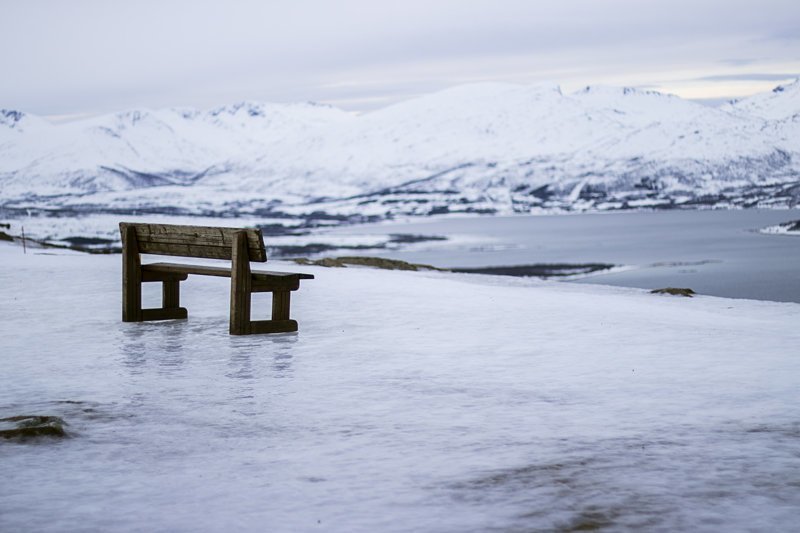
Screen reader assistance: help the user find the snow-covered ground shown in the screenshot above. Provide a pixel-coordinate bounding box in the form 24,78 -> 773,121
1,240 -> 799,532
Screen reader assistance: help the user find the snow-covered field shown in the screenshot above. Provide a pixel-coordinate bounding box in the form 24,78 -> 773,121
2,240 -> 799,532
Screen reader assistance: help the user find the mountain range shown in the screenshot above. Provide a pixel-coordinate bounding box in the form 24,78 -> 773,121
1,80 -> 799,224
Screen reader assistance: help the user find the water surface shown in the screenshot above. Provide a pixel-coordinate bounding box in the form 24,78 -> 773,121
327,209 -> 800,303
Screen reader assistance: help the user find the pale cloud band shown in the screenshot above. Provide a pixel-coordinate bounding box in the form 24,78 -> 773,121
2,0 -> 798,115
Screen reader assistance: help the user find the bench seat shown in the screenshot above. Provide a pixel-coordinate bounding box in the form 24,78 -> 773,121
142,262 -> 314,292
142,262 -> 313,280
142,262 -> 314,280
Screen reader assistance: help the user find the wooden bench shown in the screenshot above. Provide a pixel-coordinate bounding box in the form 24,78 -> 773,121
120,222 -> 313,335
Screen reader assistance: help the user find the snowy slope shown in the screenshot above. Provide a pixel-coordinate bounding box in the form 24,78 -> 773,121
1,81 -> 799,219
724,79 -> 800,120
0,102 -> 354,199
0,109 -> 53,146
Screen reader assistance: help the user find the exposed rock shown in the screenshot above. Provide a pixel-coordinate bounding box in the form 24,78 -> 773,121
780,219 -> 800,232
0,231 -> 13,241
294,257 -> 349,268
760,219 -> 800,235
453,263 -> 614,278
293,256 -> 446,271
0,415 -> 68,440
650,287 -> 696,297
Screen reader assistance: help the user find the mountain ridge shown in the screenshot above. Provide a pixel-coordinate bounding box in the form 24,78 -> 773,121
1,80 -> 798,221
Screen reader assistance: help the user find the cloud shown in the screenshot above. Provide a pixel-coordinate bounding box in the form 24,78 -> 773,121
765,28 -> 800,41
691,73 -> 799,82
2,0 -> 800,114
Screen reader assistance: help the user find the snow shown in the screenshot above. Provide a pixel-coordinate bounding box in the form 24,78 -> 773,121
724,79 -> 800,120
2,240 -> 799,531
760,220 -> 800,236
1,81 -> 799,217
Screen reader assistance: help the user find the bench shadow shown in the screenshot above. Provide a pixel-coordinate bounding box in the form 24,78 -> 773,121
227,333 -> 298,379
118,315 -> 299,380
118,319 -> 195,373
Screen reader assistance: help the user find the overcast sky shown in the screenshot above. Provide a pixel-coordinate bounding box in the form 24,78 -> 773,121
2,0 -> 799,118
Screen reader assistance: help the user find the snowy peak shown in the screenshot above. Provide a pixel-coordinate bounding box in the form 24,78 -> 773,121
80,108 -> 179,141
0,109 -> 51,134
571,84 -> 724,130
770,78 -> 800,95
577,85 -> 673,99
204,100 -> 351,131
208,100 -> 339,116
1,109 -> 26,128
113,109 -> 152,124
109,109 -> 164,130
724,78 -> 800,120
573,85 -> 695,111
208,101 -> 267,118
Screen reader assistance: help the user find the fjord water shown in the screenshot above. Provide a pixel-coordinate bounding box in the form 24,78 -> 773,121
333,209 -> 800,303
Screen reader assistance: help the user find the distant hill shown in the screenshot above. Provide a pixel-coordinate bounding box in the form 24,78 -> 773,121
1,80 -> 798,219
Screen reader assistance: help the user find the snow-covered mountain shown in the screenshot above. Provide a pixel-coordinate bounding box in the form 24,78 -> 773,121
722,80 -> 800,120
1,80 -> 799,222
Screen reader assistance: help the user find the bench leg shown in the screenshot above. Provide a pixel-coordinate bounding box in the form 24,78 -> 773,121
131,274 -> 188,322
163,280 -> 180,309
272,291 -> 290,321
247,291 -> 298,334
122,262 -> 142,323
140,279 -> 189,321
230,291 -> 251,335
122,274 -> 142,322
230,229 -> 300,335
230,276 -> 252,336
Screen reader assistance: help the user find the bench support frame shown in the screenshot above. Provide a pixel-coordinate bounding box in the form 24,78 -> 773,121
229,231 -> 299,335
122,224 -> 143,322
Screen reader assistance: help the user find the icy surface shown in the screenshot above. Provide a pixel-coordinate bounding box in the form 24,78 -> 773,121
1,241 -> 799,532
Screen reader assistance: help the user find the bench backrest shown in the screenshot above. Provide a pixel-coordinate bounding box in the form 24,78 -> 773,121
119,222 -> 267,262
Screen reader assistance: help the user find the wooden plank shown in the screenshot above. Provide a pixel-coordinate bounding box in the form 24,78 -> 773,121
250,319 -> 298,334
141,307 -> 188,321
129,222 -> 262,244
163,280 -> 180,309
120,222 -> 267,262
143,262 -> 233,278
135,241 -> 238,261
252,271 -> 313,282
142,270 -> 188,282
134,232 -> 264,252
121,224 -> 142,322
229,231 -> 252,335
134,232 -> 246,245
272,291 -> 291,320
251,278 -> 300,292
267,272 -> 314,280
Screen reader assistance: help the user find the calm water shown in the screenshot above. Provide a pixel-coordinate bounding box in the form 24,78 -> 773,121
328,209 -> 800,303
